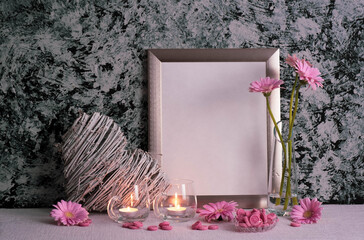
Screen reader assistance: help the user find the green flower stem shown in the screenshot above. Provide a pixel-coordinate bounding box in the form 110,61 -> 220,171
283,140 -> 292,210
289,73 -> 299,127
289,82 -> 303,140
283,81 -> 303,209
283,74 -> 298,210
288,82 -> 303,139
265,96 -> 287,206
290,138 -> 298,206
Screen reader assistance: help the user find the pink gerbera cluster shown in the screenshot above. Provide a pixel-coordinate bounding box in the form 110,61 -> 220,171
286,54 -> 324,90
50,200 -> 91,226
290,198 -> 323,224
198,201 -> 238,222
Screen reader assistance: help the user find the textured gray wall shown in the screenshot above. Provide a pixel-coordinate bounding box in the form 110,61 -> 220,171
0,0 -> 363,207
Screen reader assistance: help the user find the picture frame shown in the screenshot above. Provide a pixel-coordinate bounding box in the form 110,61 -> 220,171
148,48 -> 280,208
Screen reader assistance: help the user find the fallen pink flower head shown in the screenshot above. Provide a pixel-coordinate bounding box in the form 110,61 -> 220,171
50,200 -> 89,226
290,197 -> 323,224
199,201 -> 238,222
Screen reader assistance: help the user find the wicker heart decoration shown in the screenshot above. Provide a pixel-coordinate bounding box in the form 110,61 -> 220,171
61,112 -> 167,211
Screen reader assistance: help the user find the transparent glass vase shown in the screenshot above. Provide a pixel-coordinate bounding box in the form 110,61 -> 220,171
153,179 -> 197,222
268,120 -> 298,216
107,179 -> 150,223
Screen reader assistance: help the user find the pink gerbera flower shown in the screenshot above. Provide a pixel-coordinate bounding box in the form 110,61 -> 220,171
249,77 -> 284,95
285,54 -> 299,68
291,198 -> 323,224
50,200 -> 89,226
295,60 -> 324,90
199,201 -> 238,222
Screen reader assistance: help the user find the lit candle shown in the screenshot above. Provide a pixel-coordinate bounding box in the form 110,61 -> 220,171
119,194 -> 138,217
167,193 -> 186,216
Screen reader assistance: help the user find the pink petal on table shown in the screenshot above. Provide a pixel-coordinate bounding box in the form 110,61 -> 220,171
133,221 -> 143,228
147,225 -> 158,231
78,222 -> 90,227
208,225 -> 219,230
161,225 -> 173,231
290,222 -> 301,227
122,223 -> 134,228
197,225 -> 208,230
128,225 -> 140,230
192,221 -> 202,230
159,221 -> 170,228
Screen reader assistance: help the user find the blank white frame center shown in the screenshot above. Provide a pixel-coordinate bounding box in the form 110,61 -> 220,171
161,62 -> 267,195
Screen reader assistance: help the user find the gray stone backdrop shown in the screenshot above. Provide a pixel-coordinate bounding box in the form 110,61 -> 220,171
0,0 -> 363,207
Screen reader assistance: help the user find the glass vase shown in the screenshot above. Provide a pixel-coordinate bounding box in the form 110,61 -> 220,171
153,179 -> 197,222
268,120 -> 298,216
107,179 -> 150,223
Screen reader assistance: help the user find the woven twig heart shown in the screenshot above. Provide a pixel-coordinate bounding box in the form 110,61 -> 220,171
61,112 -> 167,211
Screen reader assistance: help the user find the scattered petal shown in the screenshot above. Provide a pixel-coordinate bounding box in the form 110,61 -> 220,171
147,225 -> 158,231
208,225 -> 219,230
161,225 -> 173,231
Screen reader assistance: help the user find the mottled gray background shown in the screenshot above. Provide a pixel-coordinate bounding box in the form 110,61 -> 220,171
0,0 -> 363,207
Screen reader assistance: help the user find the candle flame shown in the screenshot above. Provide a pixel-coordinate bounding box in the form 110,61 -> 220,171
175,192 -> 179,208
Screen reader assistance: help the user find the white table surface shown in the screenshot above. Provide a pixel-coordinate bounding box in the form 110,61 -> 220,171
1,205 -> 363,240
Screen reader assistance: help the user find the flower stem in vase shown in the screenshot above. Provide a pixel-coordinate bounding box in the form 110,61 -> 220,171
265,96 -> 287,206
285,80 -> 303,208
249,54 -> 324,216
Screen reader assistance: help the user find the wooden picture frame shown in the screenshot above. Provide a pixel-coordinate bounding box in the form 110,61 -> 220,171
148,48 -> 280,208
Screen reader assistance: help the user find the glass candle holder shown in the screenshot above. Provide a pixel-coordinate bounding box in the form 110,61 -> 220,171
107,179 -> 150,223
153,179 -> 197,222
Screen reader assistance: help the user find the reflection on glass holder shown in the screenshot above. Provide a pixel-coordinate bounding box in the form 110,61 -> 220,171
153,179 -> 197,222
107,179 -> 150,223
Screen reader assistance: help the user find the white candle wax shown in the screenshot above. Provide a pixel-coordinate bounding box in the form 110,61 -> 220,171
119,207 -> 138,217
167,205 -> 187,216
167,193 -> 186,216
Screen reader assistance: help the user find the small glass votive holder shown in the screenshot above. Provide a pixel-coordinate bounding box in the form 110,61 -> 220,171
153,179 -> 197,222
107,179 -> 150,223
